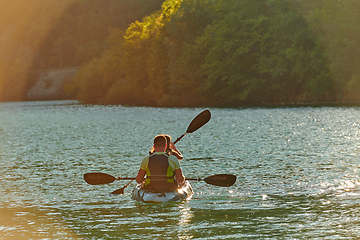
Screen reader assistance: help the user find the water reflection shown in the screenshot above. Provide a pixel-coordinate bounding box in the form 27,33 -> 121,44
0,205 -> 82,240
178,203 -> 194,239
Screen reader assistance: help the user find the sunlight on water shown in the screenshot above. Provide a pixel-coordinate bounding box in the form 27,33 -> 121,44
1,101 -> 360,239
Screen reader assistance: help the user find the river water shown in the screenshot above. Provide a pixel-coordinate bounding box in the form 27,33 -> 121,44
1,100 -> 360,239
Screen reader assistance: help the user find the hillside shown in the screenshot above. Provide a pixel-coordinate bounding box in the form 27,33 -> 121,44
67,0 -> 360,107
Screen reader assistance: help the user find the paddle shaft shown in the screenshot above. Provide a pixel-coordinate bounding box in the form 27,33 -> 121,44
116,177 -> 136,180
116,177 -> 200,181
186,178 -> 202,181
85,172 -> 236,187
174,133 -> 187,144
114,177 -> 200,181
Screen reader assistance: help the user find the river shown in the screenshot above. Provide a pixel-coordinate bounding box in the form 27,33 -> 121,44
1,100 -> 360,239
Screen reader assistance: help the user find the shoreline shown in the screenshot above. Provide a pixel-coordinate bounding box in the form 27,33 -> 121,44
5,99 -> 360,109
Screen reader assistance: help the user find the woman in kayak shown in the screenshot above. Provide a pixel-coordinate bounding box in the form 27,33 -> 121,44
136,135 -> 185,192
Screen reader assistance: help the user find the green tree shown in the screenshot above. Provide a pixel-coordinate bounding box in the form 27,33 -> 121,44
69,0 -> 359,106
172,0 -> 332,105
64,0 -> 166,105
300,0 -> 360,102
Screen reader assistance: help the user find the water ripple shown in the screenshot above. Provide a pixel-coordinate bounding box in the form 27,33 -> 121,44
1,101 -> 360,238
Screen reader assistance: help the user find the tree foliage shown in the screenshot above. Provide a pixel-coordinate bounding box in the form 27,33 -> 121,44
72,0 -> 341,106
300,0 -> 360,101
2,0 -> 360,106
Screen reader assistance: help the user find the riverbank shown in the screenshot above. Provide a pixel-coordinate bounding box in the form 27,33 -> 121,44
14,98 -> 360,109
19,70 -> 360,109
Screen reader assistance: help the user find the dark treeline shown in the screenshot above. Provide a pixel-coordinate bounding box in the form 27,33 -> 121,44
1,0 -> 360,106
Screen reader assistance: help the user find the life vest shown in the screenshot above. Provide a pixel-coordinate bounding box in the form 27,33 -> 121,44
145,153 -> 176,192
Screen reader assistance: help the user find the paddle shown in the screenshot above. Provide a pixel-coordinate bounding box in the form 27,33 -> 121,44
111,179 -> 134,194
84,172 -> 133,185
109,109 -> 212,194
174,109 -> 211,144
188,174 -> 237,187
84,172 -> 236,187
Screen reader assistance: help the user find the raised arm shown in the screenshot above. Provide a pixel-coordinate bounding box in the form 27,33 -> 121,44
170,142 -> 183,160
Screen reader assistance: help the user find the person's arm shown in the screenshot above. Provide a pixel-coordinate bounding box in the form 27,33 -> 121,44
170,142 -> 183,160
168,155 -> 184,186
174,168 -> 185,186
136,156 -> 149,183
136,169 -> 146,183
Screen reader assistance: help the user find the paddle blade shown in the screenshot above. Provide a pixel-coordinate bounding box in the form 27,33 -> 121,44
111,187 -> 125,194
204,174 -> 236,187
111,179 -> 135,194
84,173 -> 116,185
186,109 -> 211,133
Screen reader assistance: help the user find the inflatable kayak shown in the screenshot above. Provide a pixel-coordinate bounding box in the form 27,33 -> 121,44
131,181 -> 194,203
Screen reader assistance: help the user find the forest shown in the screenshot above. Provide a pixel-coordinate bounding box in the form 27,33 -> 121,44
1,0 -> 360,107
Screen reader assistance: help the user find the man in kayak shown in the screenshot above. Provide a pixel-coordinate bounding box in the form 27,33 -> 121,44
136,135 -> 185,192
149,134 -> 183,160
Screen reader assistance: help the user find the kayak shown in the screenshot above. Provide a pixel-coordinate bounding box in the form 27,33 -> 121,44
131,181 -> 194,203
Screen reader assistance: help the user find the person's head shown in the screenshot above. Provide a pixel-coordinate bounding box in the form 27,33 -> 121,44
163,134 -> 172,154
153,135 -> 167,151
163,135 -> 171,144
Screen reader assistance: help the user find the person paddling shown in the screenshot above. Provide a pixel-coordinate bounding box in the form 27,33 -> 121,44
136,135 -> 185,192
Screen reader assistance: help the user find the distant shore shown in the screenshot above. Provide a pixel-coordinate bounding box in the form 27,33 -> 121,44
5,98 -> 360,109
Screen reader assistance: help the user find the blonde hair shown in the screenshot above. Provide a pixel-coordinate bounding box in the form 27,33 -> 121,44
163,135 -> 172,155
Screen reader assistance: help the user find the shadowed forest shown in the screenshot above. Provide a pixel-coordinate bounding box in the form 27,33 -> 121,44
1,0 -> 360,107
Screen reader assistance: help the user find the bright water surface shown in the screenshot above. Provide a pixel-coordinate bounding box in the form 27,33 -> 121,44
1,101 -> 360,239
